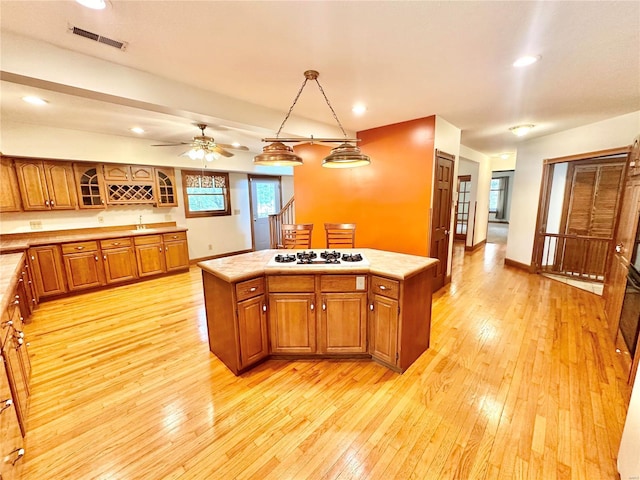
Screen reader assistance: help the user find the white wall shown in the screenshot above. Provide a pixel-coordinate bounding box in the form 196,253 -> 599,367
459,145 -> 491,248
506,111 -> 640,266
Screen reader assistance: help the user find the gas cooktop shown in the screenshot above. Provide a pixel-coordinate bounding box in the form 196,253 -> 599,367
266,250 -> 370,267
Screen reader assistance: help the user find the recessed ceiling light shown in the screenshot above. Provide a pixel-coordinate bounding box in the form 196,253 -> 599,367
500,153 -> 510,160
509,124 -> 535,137
352,104 -> 367,116
22,96 -> 48,106
76,0 -> 107,9
130,127 -> 145,134
513,55 -> 541,67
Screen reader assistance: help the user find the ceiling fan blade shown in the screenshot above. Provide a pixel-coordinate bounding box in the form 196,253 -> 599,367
211,145 -> 234,157
151,142 -> 191,147
217,143 -> 250,151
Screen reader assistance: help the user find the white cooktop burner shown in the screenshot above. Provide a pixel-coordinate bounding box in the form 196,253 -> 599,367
266,249 -> 370,267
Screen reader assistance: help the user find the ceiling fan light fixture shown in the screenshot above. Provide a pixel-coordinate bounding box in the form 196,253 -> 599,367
322,143 -> 371,168
254,142 -> 303,167
509,124 -> 535,137
256,70 -> 370,169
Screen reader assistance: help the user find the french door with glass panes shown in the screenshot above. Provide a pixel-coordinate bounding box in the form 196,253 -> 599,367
455,175 -> 471,240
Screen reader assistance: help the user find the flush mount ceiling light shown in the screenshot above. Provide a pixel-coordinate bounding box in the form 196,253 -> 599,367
130,127 -> 145,134
509,124 -> 535,137
255,70 -> 370,168
513,55 -> 541,67
352,103 -> 367,116
22,95 -> 48,106
76,0 -> 107,9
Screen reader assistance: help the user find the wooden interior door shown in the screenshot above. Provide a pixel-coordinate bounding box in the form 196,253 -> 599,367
455,175 -> 471,240
561,162 -> 625,276
430,151 -> 455,291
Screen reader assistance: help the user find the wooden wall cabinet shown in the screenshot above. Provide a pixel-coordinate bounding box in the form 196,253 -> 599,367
102,164 -> 154,183
14,159 -> 77,211
100,238 -> 138,284
73,163 -> 106,209
61,241 -> 105,292
28,245 -> 67,298
155,167 -> 178,207
0,157 -> 22,212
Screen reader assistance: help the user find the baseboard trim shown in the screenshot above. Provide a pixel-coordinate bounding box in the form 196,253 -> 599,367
190,249 -> 253,265
504,257 -> 535,273
465,239 -> 486,252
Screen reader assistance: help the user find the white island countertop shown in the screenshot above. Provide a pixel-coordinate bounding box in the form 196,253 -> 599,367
198,248 -> 439,283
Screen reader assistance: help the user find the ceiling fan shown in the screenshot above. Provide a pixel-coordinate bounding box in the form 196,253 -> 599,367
152,123 -> 249,160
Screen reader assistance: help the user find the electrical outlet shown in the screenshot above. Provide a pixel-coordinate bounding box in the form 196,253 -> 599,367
97,216 -> 104,224
208,244 -> 213,251
233,209 -> 240,215
165,214 -> 172,221
29,220 -> 42,230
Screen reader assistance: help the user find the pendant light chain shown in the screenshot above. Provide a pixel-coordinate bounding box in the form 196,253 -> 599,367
275,77 -> 309,138
314,78 -> 348,139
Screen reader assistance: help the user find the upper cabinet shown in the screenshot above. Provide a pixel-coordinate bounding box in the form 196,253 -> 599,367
0,157 -> 22,212
1,157 -> 177,210
14,159 -> 77,211
154,167 -> 178,207
74,163 -> 106,209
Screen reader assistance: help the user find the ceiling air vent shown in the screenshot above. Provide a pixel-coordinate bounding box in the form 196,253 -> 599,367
68,25 -> 128,51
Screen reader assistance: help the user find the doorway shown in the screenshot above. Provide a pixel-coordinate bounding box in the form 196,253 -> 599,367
430,150 -> 455,291
249,175 -> 282,250
455,175 -> 471,241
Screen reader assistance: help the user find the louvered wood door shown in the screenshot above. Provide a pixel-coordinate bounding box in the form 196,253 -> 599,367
562,163 -> 624,277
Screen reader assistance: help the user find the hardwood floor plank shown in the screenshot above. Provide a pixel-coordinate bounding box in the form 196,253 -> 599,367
18,243 -> 632,479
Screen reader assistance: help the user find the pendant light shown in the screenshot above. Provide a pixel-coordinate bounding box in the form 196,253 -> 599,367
254,70 -> 370,168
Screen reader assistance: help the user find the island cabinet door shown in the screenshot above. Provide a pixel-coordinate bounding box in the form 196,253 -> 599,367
268,293 -> 317,354
369,293 -> 399,367
320,293 -> 368,354
237,295 -> 269,368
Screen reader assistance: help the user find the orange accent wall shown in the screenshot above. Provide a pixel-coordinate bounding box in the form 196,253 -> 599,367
293,116 -> 435,256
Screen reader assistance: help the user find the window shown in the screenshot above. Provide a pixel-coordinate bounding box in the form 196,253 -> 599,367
489,178 -> 501,213
181,170 -> 231,218
489,176 -> 509,219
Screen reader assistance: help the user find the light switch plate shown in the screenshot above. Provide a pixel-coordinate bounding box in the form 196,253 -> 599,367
356,276 -> 366,290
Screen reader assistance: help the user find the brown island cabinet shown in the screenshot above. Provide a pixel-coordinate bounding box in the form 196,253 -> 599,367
198,249 -> 439,374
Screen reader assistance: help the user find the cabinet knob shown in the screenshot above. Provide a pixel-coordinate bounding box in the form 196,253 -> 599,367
76,246 -> 84,250
15,331 -> 24,339
0,398 -> 13,414
322,303 -> 326,311
249,287 -> 257,292
18,278 -> 23,283
15,295 -> 19,300
369,303 -> 374,311
45,200 -> 50,207
113,242 -> 120,246
31,255 -> 35,261
310,303 -> 314,311
14,300 -> 19,305
94,256 -> 99,261
159,247 -> 163,252
103,255 -> 107,260
378,285 -> 387,290
51,200 -> 55,207
262,304 -> 267,312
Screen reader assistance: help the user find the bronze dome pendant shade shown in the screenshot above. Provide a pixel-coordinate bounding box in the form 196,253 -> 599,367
254,70 -> 370,168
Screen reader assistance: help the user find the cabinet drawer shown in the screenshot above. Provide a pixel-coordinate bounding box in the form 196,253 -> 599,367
61,240 -> 99,254
163,231 -> 187,242
100,237 -> 132,249
134,235 -> 162,246
371,275 -> 400,299
320,275 -> 367,292
267,275 -> 315,293
236,277 -> 265,302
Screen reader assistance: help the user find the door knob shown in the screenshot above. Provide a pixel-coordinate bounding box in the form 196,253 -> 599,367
615,243 -> 623,253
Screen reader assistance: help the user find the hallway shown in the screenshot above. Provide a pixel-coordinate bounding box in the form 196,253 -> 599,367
20,243 -> 632,479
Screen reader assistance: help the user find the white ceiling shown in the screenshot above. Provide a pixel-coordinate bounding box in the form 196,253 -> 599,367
1,0 -> 639,159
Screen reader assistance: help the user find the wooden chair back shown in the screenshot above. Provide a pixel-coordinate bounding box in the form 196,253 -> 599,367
325,223 -> 356,249
281,223 -> 314,249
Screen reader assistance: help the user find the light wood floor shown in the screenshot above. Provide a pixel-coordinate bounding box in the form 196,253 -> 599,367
20,243 -> 631,479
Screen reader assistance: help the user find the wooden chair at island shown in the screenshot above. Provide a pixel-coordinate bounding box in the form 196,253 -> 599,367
280,223 -> 314,249
324,223 -> 356,249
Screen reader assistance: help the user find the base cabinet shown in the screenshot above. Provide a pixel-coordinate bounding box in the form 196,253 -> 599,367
369,293 -> 399,366
28,245 -> 67,298
0,354 -> 25,480
62,241 -> 105,292
100,238 -> 138,284
237,295 -> 269,368
163,232 -> 189,272
134,236 -> 166,277
268,293 -> 317,354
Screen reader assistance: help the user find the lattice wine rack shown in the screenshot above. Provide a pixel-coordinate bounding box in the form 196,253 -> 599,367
107,184 -> 155,204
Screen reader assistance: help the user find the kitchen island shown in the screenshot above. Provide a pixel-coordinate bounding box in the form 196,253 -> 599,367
198,249 -> 439,374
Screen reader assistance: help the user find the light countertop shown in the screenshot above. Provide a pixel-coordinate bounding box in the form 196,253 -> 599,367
198,248 -> 439,283
0,253 -> 25,315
